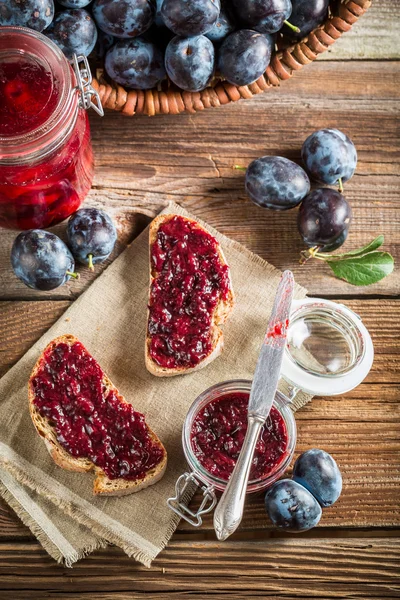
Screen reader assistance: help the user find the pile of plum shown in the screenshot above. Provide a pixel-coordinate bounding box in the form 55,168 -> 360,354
244,128 -> 357,253
1,0 -> 330,92
265,449 -> 342,531
11,208 -> 117,290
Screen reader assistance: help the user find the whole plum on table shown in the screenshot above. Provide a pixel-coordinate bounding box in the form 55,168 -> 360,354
302,129 -> 358,188
92,0 -> 155,38
218,29 -> 272,86
11,230 -> 77,291
165,35 -> 215,92
281,0 -> 329,40
265,479 -> 322,531
0,0 -> 54,31
46,9 -> 97,59
161,0 -> 220,36
245,156 -> 310,210
105,37 -> 165,88
205,1 -> 235,43
320,227 -> 348,252
293,449 -> 342,508
298,188 -> 352,249
67,208 -> 117,269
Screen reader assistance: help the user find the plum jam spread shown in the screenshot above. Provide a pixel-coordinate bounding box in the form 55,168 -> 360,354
31,341 -> 165,480
148,216 -> 231,369
190,392 -> 288,481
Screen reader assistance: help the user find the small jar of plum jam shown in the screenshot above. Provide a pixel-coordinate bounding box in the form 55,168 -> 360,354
0,26 -> 103,230
167,299 -> 374,528
168,380 -> 296,527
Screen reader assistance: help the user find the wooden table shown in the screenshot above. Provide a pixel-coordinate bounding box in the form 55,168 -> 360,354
1,2 -> 399,597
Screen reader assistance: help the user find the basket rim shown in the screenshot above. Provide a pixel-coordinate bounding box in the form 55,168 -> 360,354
92,0 -> 372,116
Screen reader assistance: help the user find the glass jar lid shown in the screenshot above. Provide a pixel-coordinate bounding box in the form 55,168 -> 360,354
282,298 -> 374,396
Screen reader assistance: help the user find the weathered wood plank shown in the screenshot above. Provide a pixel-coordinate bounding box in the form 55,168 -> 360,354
0,445 -> 398,540
1,300 -> 398,381
0,301 -> 70,377
0,595 -> 398,600
0,539 -> 398,597
320,0 -> 400,61
0,61 -> 398,300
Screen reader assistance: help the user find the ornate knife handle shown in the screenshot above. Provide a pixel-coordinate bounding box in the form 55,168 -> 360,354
213,414 -> 264,541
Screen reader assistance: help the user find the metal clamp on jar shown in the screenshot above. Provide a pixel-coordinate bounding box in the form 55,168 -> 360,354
168,297 -> 374,527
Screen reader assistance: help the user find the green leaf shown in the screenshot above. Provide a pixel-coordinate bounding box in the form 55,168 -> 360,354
317,235 -> 385,260
327,251 -> 394,286
342,235 -> 385,257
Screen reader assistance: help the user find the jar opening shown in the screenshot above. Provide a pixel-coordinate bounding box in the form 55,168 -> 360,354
286,304 -> 365,378
0,26 -> 77,163
183,380 -> 297,493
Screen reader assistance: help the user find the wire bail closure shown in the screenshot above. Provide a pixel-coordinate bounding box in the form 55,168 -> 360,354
72,54 -> 104,116
167,472 -> 217,527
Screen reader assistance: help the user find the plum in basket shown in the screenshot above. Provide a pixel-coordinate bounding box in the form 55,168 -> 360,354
165,35 -> 215,92
92,0 -> 155,39
105,37 -> 166,89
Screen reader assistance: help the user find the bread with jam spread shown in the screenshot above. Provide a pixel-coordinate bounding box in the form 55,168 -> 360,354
29,335 -> 167,495
146,214 -> 234,377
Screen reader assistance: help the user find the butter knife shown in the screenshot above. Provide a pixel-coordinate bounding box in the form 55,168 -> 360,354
213,270 -> 294,541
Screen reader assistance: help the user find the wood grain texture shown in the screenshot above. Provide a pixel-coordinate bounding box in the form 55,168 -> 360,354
0,539 -> 399,597
0,19 -> 399,595
319,0 -> 400,61
0,61 -> 398,300
0,300 -> 398,537
0,301 -> 70,377
1,299 -> 398,380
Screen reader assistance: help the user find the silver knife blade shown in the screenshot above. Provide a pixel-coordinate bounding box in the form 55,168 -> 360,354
248,270 -> 294,418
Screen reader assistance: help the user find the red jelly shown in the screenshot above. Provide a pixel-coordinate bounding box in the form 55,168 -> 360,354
31,341 -> 165,480
0,27 -> 94,230
148,215 -> 231,369
190,392 -> 288,481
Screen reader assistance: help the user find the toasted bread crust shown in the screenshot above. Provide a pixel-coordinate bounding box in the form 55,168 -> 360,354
29,335 -> 167,496
146,215 -> 234,377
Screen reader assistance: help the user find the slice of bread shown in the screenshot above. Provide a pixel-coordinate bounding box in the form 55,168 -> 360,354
29,335 -> 167,496
146,214 -> 234,377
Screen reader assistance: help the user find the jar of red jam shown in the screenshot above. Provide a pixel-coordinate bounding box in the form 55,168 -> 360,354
0,26 -> 103,230
167,299 -> 374,528
168,380 -> 297,527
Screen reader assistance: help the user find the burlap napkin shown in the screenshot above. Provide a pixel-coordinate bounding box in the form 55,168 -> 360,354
0,202 -> 310,567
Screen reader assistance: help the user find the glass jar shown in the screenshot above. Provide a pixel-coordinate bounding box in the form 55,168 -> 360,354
168,298 -> 374,528
0,26 -> 103,230
282,298 -> 374,397
168,379 -> 297,527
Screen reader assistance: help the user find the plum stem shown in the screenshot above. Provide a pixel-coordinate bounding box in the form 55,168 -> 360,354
233,165 -> 247,172
284,20 -> 300,33
66,271 -> 80,280
299,246 -> 323,264
87,254 -> 94,271
338,177 -> 344,193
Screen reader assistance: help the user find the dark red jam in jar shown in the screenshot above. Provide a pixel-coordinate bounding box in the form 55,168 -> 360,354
31,340 -> 165,480
148,215 -> 231,369
0,27 -> 94,230
190,391 -> 288,482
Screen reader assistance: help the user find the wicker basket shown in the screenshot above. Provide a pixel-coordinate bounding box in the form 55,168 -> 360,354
92,0 -> 371,116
